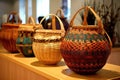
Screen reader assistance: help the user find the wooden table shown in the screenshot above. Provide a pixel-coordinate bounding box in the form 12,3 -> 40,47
0,48 -> 120,80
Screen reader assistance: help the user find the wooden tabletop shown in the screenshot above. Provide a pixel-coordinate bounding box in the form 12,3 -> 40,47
0,47 -> 120,80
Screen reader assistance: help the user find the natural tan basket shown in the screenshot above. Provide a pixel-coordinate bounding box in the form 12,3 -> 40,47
32,14 -> 65,65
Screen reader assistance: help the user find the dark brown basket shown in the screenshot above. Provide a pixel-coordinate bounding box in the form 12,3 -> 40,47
60,6 -> 112,74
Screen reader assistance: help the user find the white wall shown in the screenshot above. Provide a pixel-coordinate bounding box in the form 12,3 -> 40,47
32,0 -> 36,23
12,0 -> 35,23
13,0 -> 19,12
50,0 -> 61,14
0,0 -> 14,26
71,0 -> 84,19
1,0 -> 120,27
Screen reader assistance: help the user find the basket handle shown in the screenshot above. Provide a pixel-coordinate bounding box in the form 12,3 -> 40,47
105,31 -> 112,47
84,6 -> 112,46
70,6 -> 104,34
19,16 -> 43,30
27,16 -> 43,29
56,8 -> 65,18
7,11 -> 22,24
70,6 -> 112,47
27,16 -> 35,25
40,14 -> 65,31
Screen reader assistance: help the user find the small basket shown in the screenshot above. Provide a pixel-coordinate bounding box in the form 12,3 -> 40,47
1,11 -> 22,53
16,17 -> 42,57
32,14 -> 65,64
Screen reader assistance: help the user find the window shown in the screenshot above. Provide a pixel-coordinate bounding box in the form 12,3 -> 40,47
28,0 -> 32,17
36,0 -> 50,23
62,0 -> 71,20
19,0 -> 26,24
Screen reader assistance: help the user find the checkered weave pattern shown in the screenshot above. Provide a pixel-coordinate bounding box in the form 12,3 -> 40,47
60,28 -> 111,74
16,31 -> 34,57
60,6 -> 112,74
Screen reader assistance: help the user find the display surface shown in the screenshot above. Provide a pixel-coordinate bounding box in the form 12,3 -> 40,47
0,47 -> 120,80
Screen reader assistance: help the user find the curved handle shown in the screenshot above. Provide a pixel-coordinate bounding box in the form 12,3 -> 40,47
19,17 -> 43,30
70,7 -> 85,26
88,6 -> 104,34
105,31 -> 112,47
7,11 -> 22,24
27,16 -> 35,25
40,14 -> 65,31
70,6 -> 104,34
56,8 -> 65,18
28,17 -> 43,29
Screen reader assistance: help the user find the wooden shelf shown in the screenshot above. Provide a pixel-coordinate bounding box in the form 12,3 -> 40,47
0,48 -> 120,80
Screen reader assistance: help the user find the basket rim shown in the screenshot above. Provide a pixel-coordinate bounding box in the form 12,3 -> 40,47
35,29 -> 65,33
71,25 -> 99,29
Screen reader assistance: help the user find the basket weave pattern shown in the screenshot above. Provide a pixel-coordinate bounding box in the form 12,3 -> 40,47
1,28 -> 18,52
1,11 -> 22,53
33,41 -> 62,64
16,17 -> 38,57
16,31 -> 34,57
60,28 -> 111,74
60,6 -> 112,74
32,14 -> 65,65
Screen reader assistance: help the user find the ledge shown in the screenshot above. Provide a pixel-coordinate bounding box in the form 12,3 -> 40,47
0,47 -> 120,80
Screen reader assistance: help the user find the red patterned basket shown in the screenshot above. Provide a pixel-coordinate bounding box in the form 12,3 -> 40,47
60,6 -> 112,74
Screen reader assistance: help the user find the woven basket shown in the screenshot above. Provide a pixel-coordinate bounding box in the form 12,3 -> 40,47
16,17 -> 42,57
1,11 -> 22,53
32,14 -> 65,65
60,6 -> 112,74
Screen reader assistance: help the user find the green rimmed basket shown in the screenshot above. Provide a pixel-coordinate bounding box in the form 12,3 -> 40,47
16,17 -> 42,57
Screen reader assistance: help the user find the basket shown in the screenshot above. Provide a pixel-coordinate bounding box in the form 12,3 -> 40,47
16,17 -> 42,57
1,11 -> 22,53
32,14 -> 65,65
60,6 -> 112,74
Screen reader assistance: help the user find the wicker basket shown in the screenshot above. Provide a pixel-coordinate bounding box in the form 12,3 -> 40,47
16,17 -> 42,57
1,11 -> 22,53
32,14 -> 65,65
60,6 -> 112,74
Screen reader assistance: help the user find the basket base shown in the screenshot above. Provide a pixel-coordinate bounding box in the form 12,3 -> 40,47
2,40 -> 18,53
69,68 -> 101,75
17,46 -> 35,57
2,45 -> 18,53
